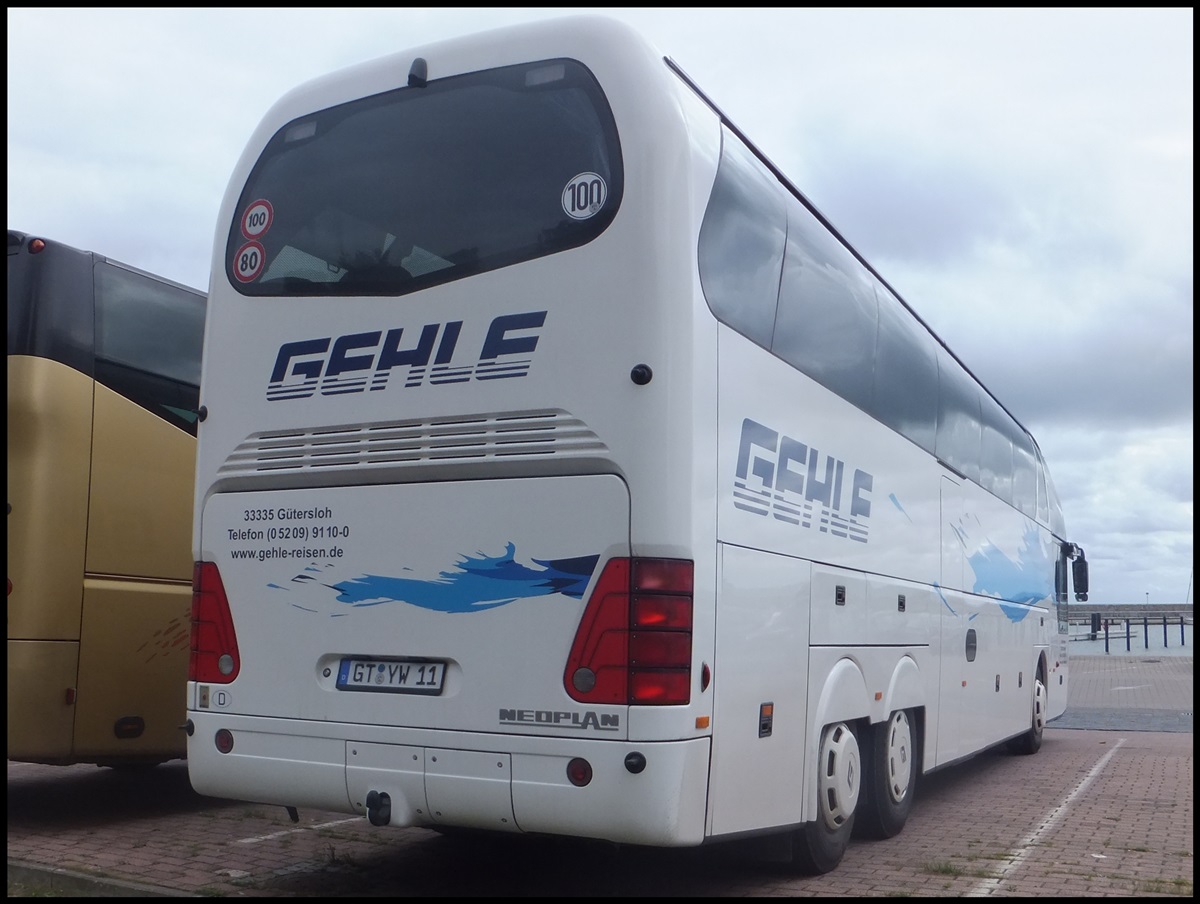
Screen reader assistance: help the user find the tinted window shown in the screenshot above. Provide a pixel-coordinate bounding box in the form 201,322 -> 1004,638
698,127 -> 786,346
693,130 -> 1050,523
1035,450 -> 1050,524
773,194 -> 878,413
94,261 -> 206,433
979,394 -> 1014,503
1010,425 -> 1038,517
935,348 -> 982,481
870,283 -> 938,452
228,59 -> 622,297
1049,476 -> 1065,536
7,231 -> 95,372
1039,445 -> 1065,536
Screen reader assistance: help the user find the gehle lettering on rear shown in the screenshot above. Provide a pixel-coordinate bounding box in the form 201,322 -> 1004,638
266,310 -> 547,400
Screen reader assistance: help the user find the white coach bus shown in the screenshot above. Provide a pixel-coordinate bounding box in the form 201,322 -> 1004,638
187,16 -> 1090,873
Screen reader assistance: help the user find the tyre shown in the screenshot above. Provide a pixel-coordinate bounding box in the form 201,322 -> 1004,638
789,721 -> 860,874
854,709 -> 916,840
1007,673 -> 1046,755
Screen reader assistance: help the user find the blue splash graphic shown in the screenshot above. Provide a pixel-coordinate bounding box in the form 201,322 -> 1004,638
326,543 -> 600,613
966,528 -> 1054,622
889,493 -> 912,522
933,582 -> 955,615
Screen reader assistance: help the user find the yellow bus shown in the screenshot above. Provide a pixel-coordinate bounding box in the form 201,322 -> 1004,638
8,228 -> 206,767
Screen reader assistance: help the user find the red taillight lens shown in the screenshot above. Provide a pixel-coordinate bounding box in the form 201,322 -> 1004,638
631,594 -> 692,628
631,669 -> 692,704
564,557 -> 692,706
191,562 -> 240,683
630,631 -> 690,666
563,558 -> 630,704
633,558 -> 693,593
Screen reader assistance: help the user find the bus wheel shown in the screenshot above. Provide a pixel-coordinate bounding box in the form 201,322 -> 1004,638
855,709 -> 916,840
790,721 -> 860,874
1007,674 -> 1046,755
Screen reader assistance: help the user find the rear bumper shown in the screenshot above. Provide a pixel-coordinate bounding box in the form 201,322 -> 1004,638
186,710 -> 711,846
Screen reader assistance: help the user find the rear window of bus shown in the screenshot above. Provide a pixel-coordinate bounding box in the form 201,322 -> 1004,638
226,59 -> 623,297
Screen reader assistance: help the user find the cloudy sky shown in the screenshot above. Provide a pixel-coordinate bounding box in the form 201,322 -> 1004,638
7,8 -> 1192,607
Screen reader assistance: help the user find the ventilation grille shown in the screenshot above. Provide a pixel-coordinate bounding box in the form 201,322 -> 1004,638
217,409 -> 607,477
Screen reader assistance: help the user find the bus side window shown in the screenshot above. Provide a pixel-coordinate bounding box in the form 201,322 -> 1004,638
93,261 -> 205,434
870,282 -> 938,453
1011,430 -> 1038,518
980,423 -> 1014,505
773,194 -> 878,416
698,127 -> 785,349
935,349 -> 982,482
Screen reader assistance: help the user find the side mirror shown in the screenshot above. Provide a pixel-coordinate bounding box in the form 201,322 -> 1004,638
1072,552 -> 1089,602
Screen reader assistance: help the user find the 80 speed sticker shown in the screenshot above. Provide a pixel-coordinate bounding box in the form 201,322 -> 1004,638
233,240 -> 265,283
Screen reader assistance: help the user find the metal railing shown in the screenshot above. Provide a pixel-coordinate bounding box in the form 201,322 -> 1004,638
1071,612 -> 1192,654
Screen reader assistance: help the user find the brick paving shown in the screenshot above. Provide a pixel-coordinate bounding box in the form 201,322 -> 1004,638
8,654 -> 1193,897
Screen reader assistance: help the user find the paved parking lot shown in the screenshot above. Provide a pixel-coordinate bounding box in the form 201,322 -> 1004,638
8,655 -> 1193,897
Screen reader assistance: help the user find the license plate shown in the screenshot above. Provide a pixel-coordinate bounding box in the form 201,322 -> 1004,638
336,658 -> 445,695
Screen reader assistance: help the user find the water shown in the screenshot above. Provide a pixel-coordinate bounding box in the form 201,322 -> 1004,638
1067,618 -> 1193,657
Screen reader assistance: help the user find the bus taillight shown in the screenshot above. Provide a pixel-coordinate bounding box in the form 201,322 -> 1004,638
191,562 -> 240,683
564,557 -> 693,706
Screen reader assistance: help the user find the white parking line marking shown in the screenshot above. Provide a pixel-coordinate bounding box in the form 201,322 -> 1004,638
238,816 -> 362,844
964,737 -> 1127,896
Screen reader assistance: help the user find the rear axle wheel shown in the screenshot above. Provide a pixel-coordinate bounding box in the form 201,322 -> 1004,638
855,708 -> 916,839
789,721 -> 860,874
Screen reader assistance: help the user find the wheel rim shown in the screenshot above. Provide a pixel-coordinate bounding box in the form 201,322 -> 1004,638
1033,678 -> 1046,733
818,722 -> 860,831
884,710 -> 913,804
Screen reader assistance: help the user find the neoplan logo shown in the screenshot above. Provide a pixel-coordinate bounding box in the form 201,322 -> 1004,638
266,311 -> 547,401
499,708 -> 619,731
